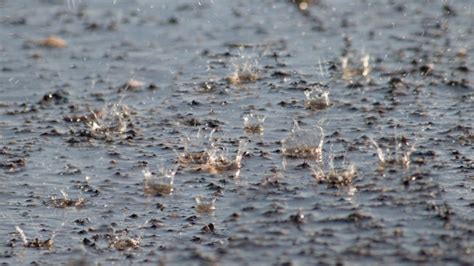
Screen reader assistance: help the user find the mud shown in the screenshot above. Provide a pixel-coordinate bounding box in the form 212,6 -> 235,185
0,0 -> 473,265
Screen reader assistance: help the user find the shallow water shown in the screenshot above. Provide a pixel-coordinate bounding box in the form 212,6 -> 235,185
0,0 -> 473,265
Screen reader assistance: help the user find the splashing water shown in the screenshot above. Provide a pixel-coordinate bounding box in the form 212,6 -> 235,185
195,196 -> 216,214
227,49 -> 261,85
304,86 -> 330,111
142,162 -> 177,196
369,136 -> 417,171
243,113 -> 266,135
341,53 -> 371,82
282,122 -> 324,160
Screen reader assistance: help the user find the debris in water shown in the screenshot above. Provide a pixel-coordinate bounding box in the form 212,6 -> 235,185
120,79 -> 145,91
35,36 -> 67,48
292,0 -> 315,11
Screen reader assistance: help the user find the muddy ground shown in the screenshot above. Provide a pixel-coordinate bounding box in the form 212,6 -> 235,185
0,0 -> 473,265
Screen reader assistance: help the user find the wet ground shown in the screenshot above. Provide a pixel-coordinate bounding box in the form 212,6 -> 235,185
0,0 -> 473,265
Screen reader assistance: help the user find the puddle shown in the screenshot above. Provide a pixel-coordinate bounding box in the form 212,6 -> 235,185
0,0 -> 473,265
